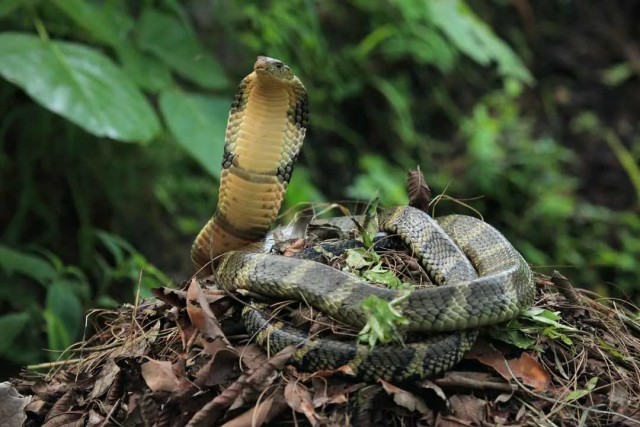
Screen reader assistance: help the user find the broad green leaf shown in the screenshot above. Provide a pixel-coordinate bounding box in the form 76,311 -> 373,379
429,0 -> 533,84
0,245 -> 57,284
0,311 -> 30,354
159,89 -> 229,177
52,0 -> 133,47
117,45 -> 173,92
45,281 -> 83,350
43,311 -> 70,355
138,9 -> 228,89
0,33 -> 160,142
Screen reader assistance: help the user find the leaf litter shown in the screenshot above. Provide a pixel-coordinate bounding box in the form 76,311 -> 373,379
8,171 -> 640,426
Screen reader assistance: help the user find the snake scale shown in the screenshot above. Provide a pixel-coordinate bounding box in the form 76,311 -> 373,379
192,57 -> 535,382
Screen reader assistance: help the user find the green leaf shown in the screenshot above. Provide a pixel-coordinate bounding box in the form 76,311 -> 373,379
363,266 -> 409,290
345,247 -> 378,270
159,89 -> 229,177
43,311 -> 70,355
522,308 -> 577,331
0,245 -> 57,285
489,319 -> 537,349
359,293 -> 410,347
117,45 -> 173,92
596,337 -> 633,361
0,311 -> 31,354
0,33 -> 160,142
138,9 -> 228,89
429,0 -> 533,84
564,377 -> 598,402
45,281 -> 83,351
52,0 -> 133,47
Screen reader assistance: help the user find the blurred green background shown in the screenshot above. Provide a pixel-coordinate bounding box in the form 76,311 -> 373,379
1,1 -> 639,377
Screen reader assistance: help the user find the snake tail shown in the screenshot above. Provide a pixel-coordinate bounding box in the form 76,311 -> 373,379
191,57 -> 309,272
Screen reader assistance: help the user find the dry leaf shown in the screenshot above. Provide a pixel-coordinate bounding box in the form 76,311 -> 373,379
237,344 -> 269,373
231,346 -> 297,410
89,361 -> 120,399
311,379 -> 364,407
140,360 -> 190,393
508,353 -> 552,392
379,379 -> 429,415
284,382 -> 320,426
407,168 -> 431,213
221,388 -> 287,427
448,394 -> 486,425
187,375 -> 249,427
186,278 -> 238,359
283,238 -> 306,257
194,349 -> 240,387
418,379 -> 449,408
469,342 -> 551,392
0,382 -> 32,427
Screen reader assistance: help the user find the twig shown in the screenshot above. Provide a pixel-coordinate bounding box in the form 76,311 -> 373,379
433,373 -> 517,393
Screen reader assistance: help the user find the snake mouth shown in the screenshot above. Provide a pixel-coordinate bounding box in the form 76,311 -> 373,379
254,56 -> 271,73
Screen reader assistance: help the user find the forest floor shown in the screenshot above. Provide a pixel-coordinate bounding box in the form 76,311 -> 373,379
8,260 -> 640,427
7,173 -> 640,426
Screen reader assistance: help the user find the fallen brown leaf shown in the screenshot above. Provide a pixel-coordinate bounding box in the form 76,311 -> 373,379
221,388 -> 288,427
0,382 -> 31,427
469,341 -> 551,392
194,349 -> 240,387
407,168 -> 431,213
232,345 -> 297,410
237,344 -> 269,373
186,278 -> 238,359
284,381 -> 320,426
311,379 -> 364,407
448,394 -> 486,425
379,379 -> 430,416
140,359 -> 191,393
282,238 -> 306,257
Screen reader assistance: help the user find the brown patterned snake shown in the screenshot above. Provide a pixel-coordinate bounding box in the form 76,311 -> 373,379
191,57 -> 535,381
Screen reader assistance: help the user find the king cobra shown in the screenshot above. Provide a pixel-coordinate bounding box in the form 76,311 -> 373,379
192,57 -> 535,381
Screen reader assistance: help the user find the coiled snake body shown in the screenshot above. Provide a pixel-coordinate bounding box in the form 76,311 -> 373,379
192,57 -> 535,381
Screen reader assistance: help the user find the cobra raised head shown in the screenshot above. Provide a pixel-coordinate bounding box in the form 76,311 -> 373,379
191,57 -> 308,274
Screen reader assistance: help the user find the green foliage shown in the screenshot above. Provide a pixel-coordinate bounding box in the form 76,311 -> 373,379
359,293 -> 410,348
0,33 -> 159,142
564,377 -> 598,403
490,307 -> 577,350
0,236 -> 167,366
159,90 -> 229,178
0,245 -> 88,363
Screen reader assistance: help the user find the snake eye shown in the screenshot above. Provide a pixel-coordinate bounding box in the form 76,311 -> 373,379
275,62 -> 283,69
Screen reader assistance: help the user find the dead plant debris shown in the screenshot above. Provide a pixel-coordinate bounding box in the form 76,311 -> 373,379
8,172 -> 640,426
9,271 -> 639,427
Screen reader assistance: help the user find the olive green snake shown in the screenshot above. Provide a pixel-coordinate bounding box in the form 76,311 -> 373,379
192,57 -> 535,381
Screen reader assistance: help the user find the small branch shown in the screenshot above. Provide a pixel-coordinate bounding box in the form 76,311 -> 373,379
433,373 -> 517,393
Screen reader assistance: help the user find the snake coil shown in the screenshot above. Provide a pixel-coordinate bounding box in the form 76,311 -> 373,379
193,57 -> 535,381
